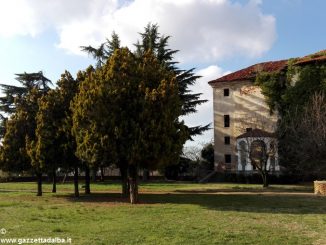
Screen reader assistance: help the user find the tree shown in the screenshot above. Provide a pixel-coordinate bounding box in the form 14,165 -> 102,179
26,89 -> 60,193
81,24 -> 209,140
0,112 -> 32,174
0,72 -> 52,137
27,71 -> 82,196
256,62 -> 326,175
0,72 -> 52,196
256,62 -> 326,117
81,24 -> 208,193
80,32 -> 121,68
73,48 -> 186,203
201,143 -> 214,170
280,92 -> 326,178
134,23 -> 209,138
179,143 -> 215,180
53,70 -> 84,196
236,115 -> 277,187
164,156 -> 194,180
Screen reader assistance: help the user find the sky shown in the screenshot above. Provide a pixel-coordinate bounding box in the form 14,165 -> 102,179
0,0 -> 325,148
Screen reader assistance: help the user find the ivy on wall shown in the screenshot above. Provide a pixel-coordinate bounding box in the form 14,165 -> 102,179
254,61 -> 326,176
255,61 -> 326,114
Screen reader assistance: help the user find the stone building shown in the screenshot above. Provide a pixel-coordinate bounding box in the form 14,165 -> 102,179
208,50 -> 325,173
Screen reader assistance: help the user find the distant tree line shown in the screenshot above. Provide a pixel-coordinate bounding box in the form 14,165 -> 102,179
165,143 -> 214,181
0,24 -> 209,204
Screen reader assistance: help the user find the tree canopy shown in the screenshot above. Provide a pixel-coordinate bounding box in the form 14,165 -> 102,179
72,48 -> 187,203
0,72 -> 52,173
81,24 -> 209,140
0,24 -> 209,203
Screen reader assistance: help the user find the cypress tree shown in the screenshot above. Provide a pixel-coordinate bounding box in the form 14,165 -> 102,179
81,24 -> 209,140
73,48 -> 186,203
0,72 -> 52,196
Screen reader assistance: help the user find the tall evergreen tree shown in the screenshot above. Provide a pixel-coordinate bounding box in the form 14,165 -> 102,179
27,71 -> 81,196
81,32 -> 121,68
73,48 -> 186,203
135,24 -> 209,138
81,24 -> 209,140
0,72 -> 52,137
32,89 -> 61,193
0,72 -> 52,196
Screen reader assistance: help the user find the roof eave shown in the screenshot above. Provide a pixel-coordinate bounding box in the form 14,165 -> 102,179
208,77 -> 255,87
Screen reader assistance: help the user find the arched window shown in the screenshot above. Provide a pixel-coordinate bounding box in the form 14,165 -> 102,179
250,140 -> 267,170
269,142 -> 276,172
239,141 -> 247,171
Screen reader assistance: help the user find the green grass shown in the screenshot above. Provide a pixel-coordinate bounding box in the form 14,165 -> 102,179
0,181 -> 325,245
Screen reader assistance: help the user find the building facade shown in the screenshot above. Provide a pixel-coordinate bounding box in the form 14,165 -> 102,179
208,49 -> 326,173
209,70 -> 280,172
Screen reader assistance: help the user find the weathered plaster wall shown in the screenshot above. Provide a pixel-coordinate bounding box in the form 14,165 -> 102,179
212,80 -> 278,171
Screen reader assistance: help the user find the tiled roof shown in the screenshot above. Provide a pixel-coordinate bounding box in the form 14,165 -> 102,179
295,49 -> 326,65
208,60 -> 288,85
209,49 -> 325,85
236,128 -> 275,139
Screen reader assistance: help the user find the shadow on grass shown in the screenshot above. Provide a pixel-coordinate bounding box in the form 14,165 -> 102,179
173,186 -> 314,194
56,191 -> 326,215
0,189 -> 16,193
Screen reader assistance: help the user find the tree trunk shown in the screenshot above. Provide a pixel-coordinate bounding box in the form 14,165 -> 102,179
100,166 -> 105,182
120,166 -> 129,197
129,179 -> 138,204
36,172 -> 42,196
74,167 -> 79,197
128,165 -> 138,204
261,171 -> 269,188
52,169 -> 57,193
85,166 -> 91,194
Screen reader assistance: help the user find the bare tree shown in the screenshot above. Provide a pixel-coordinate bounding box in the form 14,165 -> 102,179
183,145 -> 202,162
236,114 -> 278,187
281,92 -> 326,177
183,142 -> 214,179
182,145 -> 202,177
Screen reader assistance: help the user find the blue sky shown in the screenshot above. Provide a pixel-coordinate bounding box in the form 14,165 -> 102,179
0,0 -> 325,148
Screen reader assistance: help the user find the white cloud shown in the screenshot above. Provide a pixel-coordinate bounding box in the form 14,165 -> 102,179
0,0 -> 275,146
0,0 -> 276,63
0,1 -> 37,37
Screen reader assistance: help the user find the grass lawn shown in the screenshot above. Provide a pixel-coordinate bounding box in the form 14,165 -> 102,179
0,181 -> 325,245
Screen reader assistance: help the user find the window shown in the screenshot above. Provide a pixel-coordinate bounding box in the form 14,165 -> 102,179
224,115 -> 230,127
250,140 -> 266,170
269,142 -> 276,172
270,156 -> 276,172
224,136 -> 230,145
225,154 -> 231,163
224,88 -> 229,96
